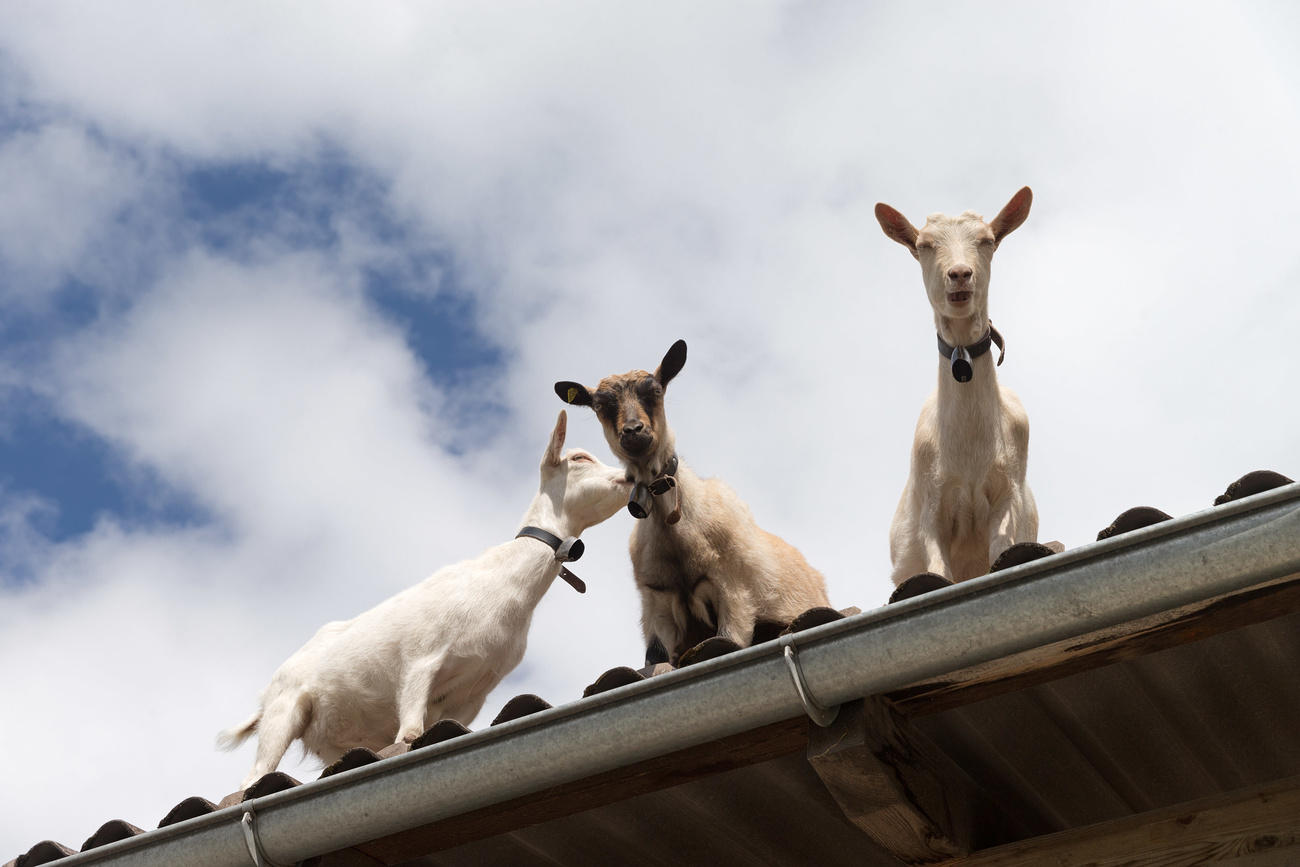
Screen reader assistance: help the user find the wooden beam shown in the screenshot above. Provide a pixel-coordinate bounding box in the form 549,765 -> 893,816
949,774 -> 1300,866
889,573 -> 1300,717
355,716 -> 809,864
807,698 -> 1022,864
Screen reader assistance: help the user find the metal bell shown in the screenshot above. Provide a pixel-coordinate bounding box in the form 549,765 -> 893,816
628,483 -> 653,519
950,344 -> 973,383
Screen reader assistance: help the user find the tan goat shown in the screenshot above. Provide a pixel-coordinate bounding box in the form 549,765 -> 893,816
875,188 -> 1039,586
556,340 -> 829,663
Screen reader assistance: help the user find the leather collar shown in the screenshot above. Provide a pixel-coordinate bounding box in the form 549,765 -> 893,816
516,526 -> 586,593
937,322 -> 1005,383
628,454 -> 681,524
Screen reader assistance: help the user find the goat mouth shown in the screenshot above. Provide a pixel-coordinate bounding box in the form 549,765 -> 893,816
618,433 -> 653,457
947,290 -> 972,304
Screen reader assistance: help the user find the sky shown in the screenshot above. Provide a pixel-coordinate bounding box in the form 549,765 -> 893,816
2,0 -> 1299,855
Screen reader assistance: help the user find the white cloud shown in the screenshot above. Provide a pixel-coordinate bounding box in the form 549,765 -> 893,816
3,0 -> 1300,854
0,124 -> 155,297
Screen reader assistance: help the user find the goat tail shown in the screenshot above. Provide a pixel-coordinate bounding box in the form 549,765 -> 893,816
216,710 -> 261,751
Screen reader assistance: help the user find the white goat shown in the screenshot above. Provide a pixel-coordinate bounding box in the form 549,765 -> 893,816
875,188 -> 1039,585
217,411 -> 629,790
556,340 -> 830,663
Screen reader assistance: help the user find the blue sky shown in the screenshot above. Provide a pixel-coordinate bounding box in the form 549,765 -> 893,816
1,149 -> 502,547
2,1 -> 1299,856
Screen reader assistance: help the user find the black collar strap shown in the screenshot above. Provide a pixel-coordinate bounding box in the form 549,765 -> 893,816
516,526 -> 586,593
628,454 -> 681,524
936,322 -> 1005,383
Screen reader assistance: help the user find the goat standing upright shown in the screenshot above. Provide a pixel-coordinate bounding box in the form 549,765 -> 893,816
875,188 -> 1039,586
218,411 -> 629,790
556,340 -> 829,663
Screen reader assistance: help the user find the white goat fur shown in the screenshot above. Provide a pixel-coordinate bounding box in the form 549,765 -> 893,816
875,188 -> 1039,585
217,411 -> 629,790
556,341 -> 829,661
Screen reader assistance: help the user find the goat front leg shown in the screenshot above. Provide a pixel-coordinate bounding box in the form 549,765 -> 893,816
395,655 -> 447,745
711,584 -> 758,648
639,587 -> 685,664
987,485 -> 1039,566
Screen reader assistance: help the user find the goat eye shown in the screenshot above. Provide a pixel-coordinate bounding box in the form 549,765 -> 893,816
917,241 -> 933,251
570,454 -> 593,463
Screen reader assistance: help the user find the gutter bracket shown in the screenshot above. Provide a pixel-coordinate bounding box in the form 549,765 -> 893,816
781,637 -> 840,727
241,807 -> 277,867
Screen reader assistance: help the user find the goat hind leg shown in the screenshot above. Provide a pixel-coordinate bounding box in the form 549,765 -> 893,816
241,691 -> 311,790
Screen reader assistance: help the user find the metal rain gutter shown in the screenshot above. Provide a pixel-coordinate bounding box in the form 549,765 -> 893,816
54,483 -> 1300,867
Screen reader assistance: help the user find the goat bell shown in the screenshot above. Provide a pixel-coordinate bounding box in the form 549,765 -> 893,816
950,344 -> 974,383
628,483 -> 653,519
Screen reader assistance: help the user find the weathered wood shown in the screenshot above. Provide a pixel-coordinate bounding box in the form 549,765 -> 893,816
807,697 -> 1019,864
356,716 -> 809,864
949,773 -> 1300,866
889,572 -> 1300,717
307,847 -> 387,866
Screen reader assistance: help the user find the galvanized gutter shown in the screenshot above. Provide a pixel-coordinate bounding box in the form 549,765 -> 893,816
54,483 -> 1300,866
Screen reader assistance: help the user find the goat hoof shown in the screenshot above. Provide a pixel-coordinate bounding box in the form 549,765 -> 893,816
889,573 -> 952,604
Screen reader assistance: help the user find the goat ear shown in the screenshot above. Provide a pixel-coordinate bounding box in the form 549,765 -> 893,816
875,203 -> 918,257
655,339 -> 688,387
991,186 -> 1033,243
554,381 -> 593,407
543,410 -> 567,467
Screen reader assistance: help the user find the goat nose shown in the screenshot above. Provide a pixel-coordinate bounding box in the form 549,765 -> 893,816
948,265 -> 973,283
622,421 -> 644,434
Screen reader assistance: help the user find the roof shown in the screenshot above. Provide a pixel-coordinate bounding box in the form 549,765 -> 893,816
9,469 -> 1300,867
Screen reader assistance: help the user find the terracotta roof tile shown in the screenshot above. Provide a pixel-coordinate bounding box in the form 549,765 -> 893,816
1096,506 -> 1173,541
582,666 -> 644,698
79,819 -> 143,852
490,694 -> 551,726
990,541 -> 1059,572
889,572 -> 951,603
1215,469 -> 1293,505
320,748 -> 382,780
157,796 -> 217,828
411,719 -> 472,749
782,606 -> 845,635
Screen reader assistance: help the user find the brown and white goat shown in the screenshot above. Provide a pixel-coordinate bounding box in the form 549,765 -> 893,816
556,340 -> 829,663
875,188 -> 1039,586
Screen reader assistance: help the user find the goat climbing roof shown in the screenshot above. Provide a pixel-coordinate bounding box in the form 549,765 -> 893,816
9,470 -> 1300,867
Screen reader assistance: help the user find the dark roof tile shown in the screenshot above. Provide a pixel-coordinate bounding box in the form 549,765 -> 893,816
15,841 -> 75,866
411,719 -> 472,749
241,771 -> 301,801
676,636 -> 741,668
1096,506 -> 1172,541
582,666 -> 644,698
990,541 -> 1059,572
80,820 -> 143,851
157,796 -> 217,828
1214,470 -> 1293,505
319,748 -> 381,780
491,694 -> 552,726
782,606 -> 845,635
888,572 -> 951,604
